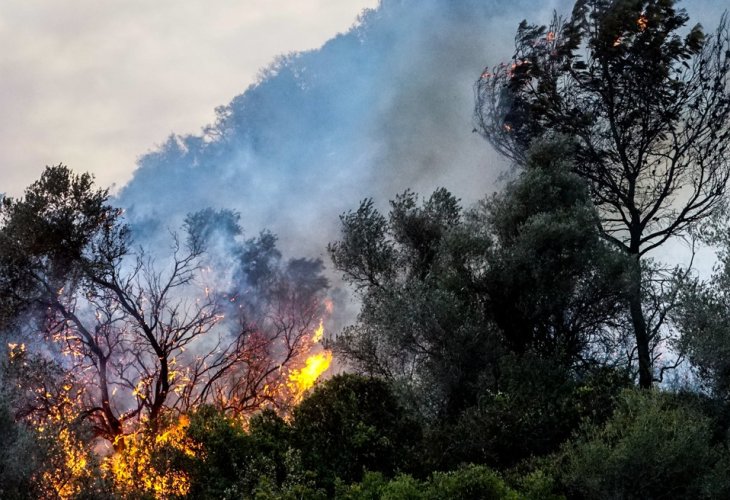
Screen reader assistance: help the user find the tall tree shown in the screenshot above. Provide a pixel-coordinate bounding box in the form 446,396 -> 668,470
329,187 -> 499,419
484,139 -> 628,364
328,141 -> 626,419
475,0 -> 730,387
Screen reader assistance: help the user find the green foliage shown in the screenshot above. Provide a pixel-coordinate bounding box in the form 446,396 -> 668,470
484,139 -> 629,360
292,374 -> 421,491
337,465 -> 521,500
556,389 -> 730,499
0,165 -> 125,328
675,229 -> 730,399
0,396 -> 39,499
184,405 -> 250,498
329,139 -> 627,439
427,465 -> 521,500
439,357 -> 630,470
330,187 -> 500,420
185,406 -> 313,499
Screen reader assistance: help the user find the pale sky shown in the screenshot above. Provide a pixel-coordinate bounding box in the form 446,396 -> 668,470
0,0 -> 378,198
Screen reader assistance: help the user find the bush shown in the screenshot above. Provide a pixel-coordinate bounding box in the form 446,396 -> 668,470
292,374 -> 422,490
185,406 -> 311,499
557,389 -> 729,499
0,397 -> 39,499
337,465 -> 520,500
436,358 -> 629,470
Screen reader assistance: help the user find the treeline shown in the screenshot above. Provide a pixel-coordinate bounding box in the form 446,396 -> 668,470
2,0 -> 730,498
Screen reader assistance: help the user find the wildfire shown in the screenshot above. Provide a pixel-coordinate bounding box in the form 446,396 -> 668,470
614,15 -> 648,47
7,342 -> 25,360
39,427 -> 94,500
312,319 -> 325,343
106,416 -> 196,499
288,351 -> 333,402
286,318 -> 333,403
8,263 -> 337,497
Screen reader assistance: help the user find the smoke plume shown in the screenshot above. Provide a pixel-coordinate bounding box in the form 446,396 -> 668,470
116,0 -> 570,257
116,0 -> 724,264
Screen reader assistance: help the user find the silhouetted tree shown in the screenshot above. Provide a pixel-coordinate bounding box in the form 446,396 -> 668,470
329,140 -> 627,423
475,0 -> 730,387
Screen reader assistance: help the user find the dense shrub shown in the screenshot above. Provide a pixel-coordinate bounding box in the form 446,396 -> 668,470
337,465 -> 520,500
432,358 -> 630,470
556,389 -> 730,499
292,374 -> 422,490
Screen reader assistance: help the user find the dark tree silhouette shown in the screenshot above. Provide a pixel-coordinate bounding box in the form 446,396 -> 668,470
475,0 -> 730,387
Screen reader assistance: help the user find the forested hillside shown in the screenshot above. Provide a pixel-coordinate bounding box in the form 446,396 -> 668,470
2,0 -> 730,498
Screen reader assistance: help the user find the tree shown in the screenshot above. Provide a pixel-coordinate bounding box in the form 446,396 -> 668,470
475,0 -> 730,387
185,210 -> 331,416
0,166 -> 329,455
291,374 -> 420,490
329,141 -> 626,423
674,225 -> 730,400
329,187 -> 502,419
483,139 -> 628,363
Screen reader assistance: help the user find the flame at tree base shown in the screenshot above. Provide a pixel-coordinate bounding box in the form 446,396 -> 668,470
105,416 -> 196,499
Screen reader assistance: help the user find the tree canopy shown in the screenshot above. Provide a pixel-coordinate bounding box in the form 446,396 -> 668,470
475,0 -> 730,387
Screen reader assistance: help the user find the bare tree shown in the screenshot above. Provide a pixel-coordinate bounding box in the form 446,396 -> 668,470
0,167 -> 329,451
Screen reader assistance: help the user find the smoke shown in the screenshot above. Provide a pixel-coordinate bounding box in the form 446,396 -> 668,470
116,0 -> 572,259
116,0 -> 726,269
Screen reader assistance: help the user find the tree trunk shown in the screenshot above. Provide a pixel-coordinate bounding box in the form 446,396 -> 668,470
628,257 -> 652,388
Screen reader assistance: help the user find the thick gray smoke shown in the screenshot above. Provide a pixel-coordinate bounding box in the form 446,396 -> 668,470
116,0 -> 725,264
117,0 -> 569,258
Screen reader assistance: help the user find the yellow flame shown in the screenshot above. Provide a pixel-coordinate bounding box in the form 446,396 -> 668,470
637,15 -> 648,32
7,342 -> 25,360
39,427 -> 94,500
311,320 -> 325,343
105,416 -> 195,499
288,351 -> 333,402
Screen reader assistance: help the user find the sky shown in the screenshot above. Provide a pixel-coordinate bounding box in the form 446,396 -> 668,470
1,0 -> 727,272
0,0 -> 378,198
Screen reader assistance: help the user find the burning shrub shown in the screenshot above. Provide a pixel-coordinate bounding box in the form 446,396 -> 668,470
104,414 -> 196,500
0,166 -> 335,498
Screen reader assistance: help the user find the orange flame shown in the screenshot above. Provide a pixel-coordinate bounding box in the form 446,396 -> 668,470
39,427 -> 94,500
106,416 -> 195,499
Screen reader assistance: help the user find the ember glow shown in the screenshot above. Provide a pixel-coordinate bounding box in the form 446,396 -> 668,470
4,252 -> 335,497
106,415 -> 196,499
